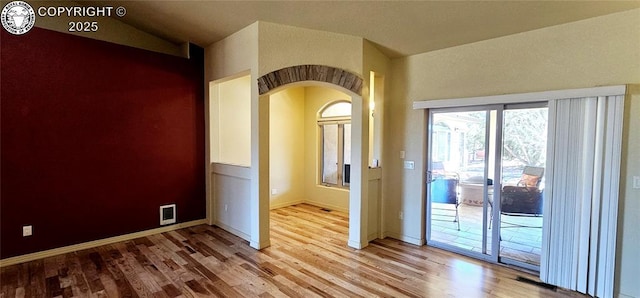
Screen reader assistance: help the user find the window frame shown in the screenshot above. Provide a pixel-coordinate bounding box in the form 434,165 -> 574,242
318,101 -> 352,189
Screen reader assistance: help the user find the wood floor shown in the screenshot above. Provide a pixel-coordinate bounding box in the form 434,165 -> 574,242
0,204 -> 585,297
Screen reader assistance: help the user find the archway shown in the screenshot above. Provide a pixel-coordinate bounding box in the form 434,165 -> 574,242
258,65 -> 363,95
256,65 -> 369,250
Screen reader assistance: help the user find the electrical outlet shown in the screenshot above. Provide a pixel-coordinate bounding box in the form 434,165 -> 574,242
224,204 -> 228,212
271,188 -> 278,195
399,212 -> 404,220
633,176 -> 640,189
404,161 -> 415,170
400,151 -> 405,159
23,225 -> 32,237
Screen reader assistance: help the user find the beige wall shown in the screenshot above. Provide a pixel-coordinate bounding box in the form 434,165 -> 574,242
256,22 -> 367,246
213,75 -> 252,166
363,40 -> 390,167
205,23 -> 259,244
363,40 -> 390,241
268,85 -> 360,212
270,87 -> 306,208
206,21 -> 368,248
205,23 -> 259,82
619,87 -> 640,298
258,22 -> 364,77
387,8 -> 640,296
304,87 -> 352,211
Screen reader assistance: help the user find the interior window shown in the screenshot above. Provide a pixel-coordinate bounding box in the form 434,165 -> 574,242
318,101 -> 351,188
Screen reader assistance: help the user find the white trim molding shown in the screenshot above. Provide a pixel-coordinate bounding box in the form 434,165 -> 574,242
348,239 -> 368,249
211,162 -> 251,179
0,219 -> 207,267
383,231 -> 424,246
214,221 -> 250,242
413,85 -> 627,109
301,200 -> 349,213
269,200 -> 305,210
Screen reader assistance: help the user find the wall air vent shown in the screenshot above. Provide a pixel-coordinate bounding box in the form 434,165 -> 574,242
160,204 -> 176,225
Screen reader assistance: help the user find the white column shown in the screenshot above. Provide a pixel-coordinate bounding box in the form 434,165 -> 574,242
250,91 -> 270,249
348,94 -> 369,249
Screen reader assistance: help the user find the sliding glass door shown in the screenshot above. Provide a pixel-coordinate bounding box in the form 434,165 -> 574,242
427,107 -> 497,262
426,104 -> 548,270
498,105 -> 548,270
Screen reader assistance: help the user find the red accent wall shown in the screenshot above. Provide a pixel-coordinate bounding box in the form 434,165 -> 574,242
1,28 -> 205,259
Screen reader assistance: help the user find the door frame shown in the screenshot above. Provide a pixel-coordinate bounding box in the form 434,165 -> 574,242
425,105 -> 502,264
496,102 -> 548,272
425,102 -> 548,271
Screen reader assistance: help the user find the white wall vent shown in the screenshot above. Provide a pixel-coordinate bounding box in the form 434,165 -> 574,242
160,204 -> 176,225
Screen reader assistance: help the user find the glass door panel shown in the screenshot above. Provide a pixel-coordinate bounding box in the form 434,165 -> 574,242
427,109 -> 494,259
498,106 -> 548,268
343,124 -> 351,186
428,104 -> 549,271
322,124 -> 338,185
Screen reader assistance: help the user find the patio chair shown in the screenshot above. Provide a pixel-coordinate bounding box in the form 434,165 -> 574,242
489,166 -> 544,232
430,174 -> 460,230
490,166 -> 544,228
501,166 -> 544,216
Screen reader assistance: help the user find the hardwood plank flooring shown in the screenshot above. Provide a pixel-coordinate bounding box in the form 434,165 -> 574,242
0,204 -> 585,297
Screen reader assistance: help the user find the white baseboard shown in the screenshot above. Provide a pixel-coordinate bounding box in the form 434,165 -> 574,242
269,199 -> 304,210
268,200 -> 349,213
214,221 -> 250,242
250,239 -> 271,250
301,200 -> 349,213
382,231 -> 425,246
616,292 -> 635,298
0,219 -> 207,267
348,239 -> 368,249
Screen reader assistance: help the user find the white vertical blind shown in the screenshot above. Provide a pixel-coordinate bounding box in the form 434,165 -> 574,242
541,95 -> 624,297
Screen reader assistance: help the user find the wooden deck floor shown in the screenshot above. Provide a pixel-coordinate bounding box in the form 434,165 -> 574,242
0,204 -> 584,297
431,203 -> 543,266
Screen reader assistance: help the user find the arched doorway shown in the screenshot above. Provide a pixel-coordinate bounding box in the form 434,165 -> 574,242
256,65 -> 369,249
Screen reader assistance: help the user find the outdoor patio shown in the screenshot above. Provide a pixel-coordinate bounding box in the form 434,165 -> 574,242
431,203 -> 542,266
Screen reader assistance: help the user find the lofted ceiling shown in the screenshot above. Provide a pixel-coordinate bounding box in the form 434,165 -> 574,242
99,1 -> 640,58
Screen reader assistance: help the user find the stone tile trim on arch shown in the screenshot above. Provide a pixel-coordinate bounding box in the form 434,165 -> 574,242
257,65 -> 363,95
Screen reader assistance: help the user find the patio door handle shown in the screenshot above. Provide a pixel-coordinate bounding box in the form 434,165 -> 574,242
426,170 -> 433,183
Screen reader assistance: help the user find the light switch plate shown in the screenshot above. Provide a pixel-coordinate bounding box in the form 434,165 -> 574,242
633,176 -> 640,189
